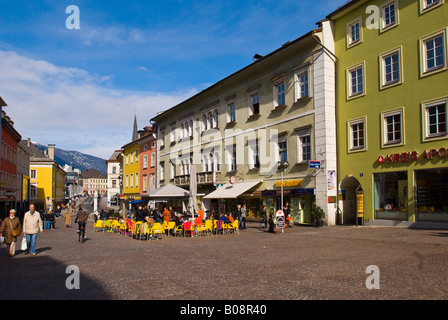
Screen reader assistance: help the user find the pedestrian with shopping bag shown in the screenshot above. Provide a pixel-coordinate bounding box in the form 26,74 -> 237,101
22,204 -> 43,256
0,209 -> 22,257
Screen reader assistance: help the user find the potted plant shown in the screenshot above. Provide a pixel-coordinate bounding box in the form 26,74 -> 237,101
311,203 -> 325,227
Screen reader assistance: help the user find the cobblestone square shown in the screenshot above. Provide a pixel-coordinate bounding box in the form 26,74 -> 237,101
1,216 -> 447,301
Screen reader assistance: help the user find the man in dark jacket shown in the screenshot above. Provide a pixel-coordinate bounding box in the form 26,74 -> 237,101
75,206 -> 88,241
135,205 -> 145,222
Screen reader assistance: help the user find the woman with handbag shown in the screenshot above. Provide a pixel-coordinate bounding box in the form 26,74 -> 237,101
0,209 -> 22,257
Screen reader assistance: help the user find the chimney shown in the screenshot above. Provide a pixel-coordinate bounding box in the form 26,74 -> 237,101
48,144 -> 55,160
27,138 -> 31,147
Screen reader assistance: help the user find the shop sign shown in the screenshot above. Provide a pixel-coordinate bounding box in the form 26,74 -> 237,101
290,188 -> 315,195
309,160 -> 321,169
274,180 -> 302,188
229,176 -> 236,184
328,196 -> 337,203
275,210 -> 285,231
356,191 -> 364,215
377,148 -> 448,164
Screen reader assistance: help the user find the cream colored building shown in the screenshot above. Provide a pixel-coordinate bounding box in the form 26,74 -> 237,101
152,22 -> 337,225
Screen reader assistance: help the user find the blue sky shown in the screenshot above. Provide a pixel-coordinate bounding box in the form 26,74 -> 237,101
0,0 -> 347,159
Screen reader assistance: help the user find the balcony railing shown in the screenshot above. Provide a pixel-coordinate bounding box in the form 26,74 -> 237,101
174,171 -> 219,187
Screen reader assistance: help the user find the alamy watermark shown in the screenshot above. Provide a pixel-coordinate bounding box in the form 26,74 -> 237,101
66,265 -> 80,290
66,5 -> 80,30
365,265 -> 380,290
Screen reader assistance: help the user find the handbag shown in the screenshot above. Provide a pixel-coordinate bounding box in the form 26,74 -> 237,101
9,219 -> 20,237
21,237 -> 27,250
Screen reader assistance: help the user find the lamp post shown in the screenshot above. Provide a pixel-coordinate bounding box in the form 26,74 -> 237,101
277,160 -> 289,211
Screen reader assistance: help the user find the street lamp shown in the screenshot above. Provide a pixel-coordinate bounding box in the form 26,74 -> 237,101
277,160 -> 289,211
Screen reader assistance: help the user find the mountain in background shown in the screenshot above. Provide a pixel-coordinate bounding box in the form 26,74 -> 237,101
35,143 -> 107,175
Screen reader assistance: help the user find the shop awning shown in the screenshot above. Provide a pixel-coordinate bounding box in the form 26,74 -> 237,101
147,183 -> 190,198
203,181 -> 262,199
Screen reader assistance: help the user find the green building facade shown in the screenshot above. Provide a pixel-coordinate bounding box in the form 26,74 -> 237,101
328,0 -> 448,225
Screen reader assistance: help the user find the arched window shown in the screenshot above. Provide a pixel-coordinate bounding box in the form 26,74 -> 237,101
189,120 -> 193,136
180,123 -> 184,140
208,112 -> 213,130
215,151 -> 221,172
184,122 -> 189,138
213,110 -> 219,128
202,114 -> 207,132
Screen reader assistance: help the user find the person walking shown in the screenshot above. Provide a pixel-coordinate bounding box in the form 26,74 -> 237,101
260,205 -> 267,228
240,204 -> 247,230
75,205 -> 88,242
22,204 -> 43,256
65,210 -> 72,228
0,209 -> 22,257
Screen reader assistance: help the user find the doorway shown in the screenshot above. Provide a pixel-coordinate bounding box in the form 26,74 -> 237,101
340,176 -> 361,225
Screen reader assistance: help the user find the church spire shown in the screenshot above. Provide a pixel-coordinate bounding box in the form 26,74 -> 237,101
132,111 -> 138,141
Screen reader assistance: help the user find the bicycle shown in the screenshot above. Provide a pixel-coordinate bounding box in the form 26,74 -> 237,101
77,222 -> 86,243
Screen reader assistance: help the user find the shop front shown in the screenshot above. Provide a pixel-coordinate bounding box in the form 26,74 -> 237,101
415,168 -> 448,223
371,147 -> 448,224
261,179 -> 315,224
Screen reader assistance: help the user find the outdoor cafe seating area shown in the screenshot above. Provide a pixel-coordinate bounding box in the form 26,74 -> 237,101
92,217 -> 240,241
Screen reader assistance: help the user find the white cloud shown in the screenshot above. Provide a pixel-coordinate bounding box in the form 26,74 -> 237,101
0,50 -> 196,159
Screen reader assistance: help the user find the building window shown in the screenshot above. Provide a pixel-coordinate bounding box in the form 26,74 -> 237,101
180,123 -> 185,140
159,131 -> 165,147
135,172 -> 139,188
382,108 -> 404,146
278,137 -> 287,163
295,69 -> 310,100
347,17 -> 362,48
202,114 -> 207,132
248,140 -> 260,169
420,0 -> 444,13
347,62 -> 365,98
208,112 -> 213,129
297,129 -> 312,162
143,155 -> 148,169
349,118 -> 366,151
214,110 -> 219,128
130,173 -> 133,188
423,99 -> 447,139
159,162 -> 165,181
170,126 -> 176,143
420,29 -> 447,76
381,1 -> 398,31
142,175 -> 147,193
170,161 -> 176,179
151,153 -> 155,167
135,149 -> 139,162
380,47 -> 402,88
125,175 -> 129,188
215,151 -> 221,172
249,92 -> 260,116
227,101 -> 236,123
374,171 -> 408,221
30,169 -> 36,179
274,82 -> 286,108
227,145 -> 237,172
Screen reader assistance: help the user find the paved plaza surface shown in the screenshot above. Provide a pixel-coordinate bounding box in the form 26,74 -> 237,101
1,213 -> 447,301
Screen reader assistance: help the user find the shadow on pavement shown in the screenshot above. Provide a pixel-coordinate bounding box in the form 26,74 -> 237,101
0,247 -> 112,300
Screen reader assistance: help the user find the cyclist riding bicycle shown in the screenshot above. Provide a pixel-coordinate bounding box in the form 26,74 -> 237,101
75,205 -> 88,243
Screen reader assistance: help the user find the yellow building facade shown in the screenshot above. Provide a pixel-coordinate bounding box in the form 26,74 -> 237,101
121,141 -> 141,210
29,143 -> 66,212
